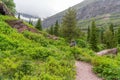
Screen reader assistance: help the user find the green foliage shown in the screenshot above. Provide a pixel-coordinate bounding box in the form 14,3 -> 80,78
92,56 -> 120,80
117,27 -> 120,44
49,25 -> 54,35
28,18 -> 33,25
76,39 -> 90,48
18,13 -> 21,19
0,15 -> 75,79
71,46 -> 120,80
61,8 -> 77,41
87,26 -> 90,42
35,18 -> 42,30
109,23 -> 114,35
103,28 -> 116,48
54,20 -> 59,36
99,27 -> 104,43
89,21 -> 98,51
1,0 -> 16,13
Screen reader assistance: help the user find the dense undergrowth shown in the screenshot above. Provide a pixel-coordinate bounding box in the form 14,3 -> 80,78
72,46 -> 120,80
0,15 -> 120,80
0,15 -> 75,80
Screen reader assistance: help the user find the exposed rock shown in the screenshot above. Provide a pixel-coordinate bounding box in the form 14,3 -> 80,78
70,40 -> 76,47
6,20 -> 39,33
96,48 -> 118,56
47,34 -> 59,40
42,0 -> 120,28
0,2 -> 13,16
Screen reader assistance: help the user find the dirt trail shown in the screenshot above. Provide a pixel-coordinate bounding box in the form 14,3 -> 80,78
76,61 -> 103,80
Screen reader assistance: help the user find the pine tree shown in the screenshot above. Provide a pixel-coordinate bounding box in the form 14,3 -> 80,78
35,18 -> 42,31
104,29 -> 114,48
29,18 -> 33,25
89,21 -> 98,51
87,26 -> 90,42
114,31 -> 118,47
54,20 -> 59,36
49,25 -> 54,35
117,27 -> 120,44
103,23 -> 117,48
109,23 -> 114,35
61,8 -> 77,41
18,13 -> 21,19
99,27 -> 104,43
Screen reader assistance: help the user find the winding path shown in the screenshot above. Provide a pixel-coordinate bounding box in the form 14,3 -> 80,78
75,61 -> 103,80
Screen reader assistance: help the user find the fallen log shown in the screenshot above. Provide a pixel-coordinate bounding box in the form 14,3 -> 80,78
96,48 -> 118,56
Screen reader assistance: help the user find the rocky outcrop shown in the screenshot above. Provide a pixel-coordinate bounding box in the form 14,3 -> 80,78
97,48 -> 118,56
6,20 -> 39,33
42,0 -> 120,28
0,2 -> 13,16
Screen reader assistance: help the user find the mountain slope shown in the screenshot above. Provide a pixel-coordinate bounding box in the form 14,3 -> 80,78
0,15 -> 75,79
42,0 -> 120,28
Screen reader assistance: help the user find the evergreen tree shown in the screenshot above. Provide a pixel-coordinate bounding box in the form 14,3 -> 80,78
54,20 -> 59,36
99,27 -> 104,43
49,25 -> 54,35
87,26 -> 90,42
117,27 -> 120,44
104,29 -> 114,48
109,23 -> 114,35
2,0 -> 15,13
35,18 -> 42,30
61,8 -> 77,41
29,18 -> 33,25
18,13 -> 21,19
89,21 -> 98,51
114,31 -> 118,47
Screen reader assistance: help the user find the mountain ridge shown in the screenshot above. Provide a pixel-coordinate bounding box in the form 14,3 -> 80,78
42,0 -> 120,28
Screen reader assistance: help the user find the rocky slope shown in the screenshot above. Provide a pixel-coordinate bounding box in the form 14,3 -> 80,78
42,0 -> 120,28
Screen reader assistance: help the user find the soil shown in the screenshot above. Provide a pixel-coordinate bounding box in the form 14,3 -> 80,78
76,61 -> 103,80
6,20 -> 39,33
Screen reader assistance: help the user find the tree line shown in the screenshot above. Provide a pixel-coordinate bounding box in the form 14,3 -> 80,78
45,8 -> 120,51
3,0 -> 120,51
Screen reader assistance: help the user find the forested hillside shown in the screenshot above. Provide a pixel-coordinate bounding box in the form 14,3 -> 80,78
42,0 -> 120,28
1,0 -> 120,80
0,15 -> 76,79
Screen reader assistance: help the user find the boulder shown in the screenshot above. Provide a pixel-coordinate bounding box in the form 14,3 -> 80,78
70,40 -> 76,47
96,48 -> 118,56
47,34 -> 59,40
0,2 -> 13,16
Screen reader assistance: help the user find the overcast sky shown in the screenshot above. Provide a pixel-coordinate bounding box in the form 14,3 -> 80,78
14,0 -> 84,18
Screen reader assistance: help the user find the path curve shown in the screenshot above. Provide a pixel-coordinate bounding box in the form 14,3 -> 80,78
76,61 -> 103,80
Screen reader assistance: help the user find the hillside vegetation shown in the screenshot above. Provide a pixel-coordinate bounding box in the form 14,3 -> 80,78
0,15 -> 75,79
1,0 -> 120,79
78,13 -> 120,31
1,15 -> 120,80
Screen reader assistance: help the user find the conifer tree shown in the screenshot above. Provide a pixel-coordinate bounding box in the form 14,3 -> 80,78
35,18 -> 42,30
54,20 -> 59,36
109,23 -> 114,35
114,31 -> 118,47
18,13 -> 21,19
99,27 -> 104,43
61,8 -> 77,41
29,18 -> 33,25
117,27 -> 120,44
89,21 -> 98,51
87,26 -> 90,42
104,29 -> 114,48
49,25 -> 54,35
